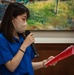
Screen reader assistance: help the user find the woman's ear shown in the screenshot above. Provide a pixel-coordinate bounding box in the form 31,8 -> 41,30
12,17 -> 18,27
12,17 -> 16,27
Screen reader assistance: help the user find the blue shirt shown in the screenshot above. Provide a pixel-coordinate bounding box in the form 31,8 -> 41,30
0,33 -> 35,75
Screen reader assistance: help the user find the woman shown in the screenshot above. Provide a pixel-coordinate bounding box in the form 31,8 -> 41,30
0,2 -> 55,75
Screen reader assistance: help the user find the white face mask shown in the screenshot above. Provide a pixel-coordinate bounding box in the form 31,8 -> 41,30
14,19 -> 27,33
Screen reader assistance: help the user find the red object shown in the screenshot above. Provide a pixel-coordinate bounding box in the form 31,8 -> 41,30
45,45 -> 74,67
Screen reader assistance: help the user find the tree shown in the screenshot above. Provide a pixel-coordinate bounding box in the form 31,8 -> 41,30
55,0 -> 59,14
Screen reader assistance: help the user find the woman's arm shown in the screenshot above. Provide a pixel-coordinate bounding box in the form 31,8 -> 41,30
5,33 -> 34,72
32,59 -> 47,70
32,56 -> 56,70
32,61 -> 43,70
5,47 -> 26,72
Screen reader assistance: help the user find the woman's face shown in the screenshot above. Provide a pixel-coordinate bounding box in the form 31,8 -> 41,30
12,13 -> 27,33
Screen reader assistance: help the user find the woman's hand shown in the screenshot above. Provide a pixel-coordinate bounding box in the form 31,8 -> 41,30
43,56 -> 57,68
24,33 -> 35,47
20,33 -> 35,50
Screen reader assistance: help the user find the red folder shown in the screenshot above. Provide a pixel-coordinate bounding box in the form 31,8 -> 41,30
45,45 -> 74,67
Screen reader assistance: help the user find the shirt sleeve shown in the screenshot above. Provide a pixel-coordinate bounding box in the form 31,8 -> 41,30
0,36 -> 13,65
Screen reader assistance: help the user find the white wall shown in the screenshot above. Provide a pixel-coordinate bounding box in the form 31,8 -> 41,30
31,31 -> 74,43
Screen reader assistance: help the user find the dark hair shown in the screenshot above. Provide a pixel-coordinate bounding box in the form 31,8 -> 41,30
0,2 -> 30,42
